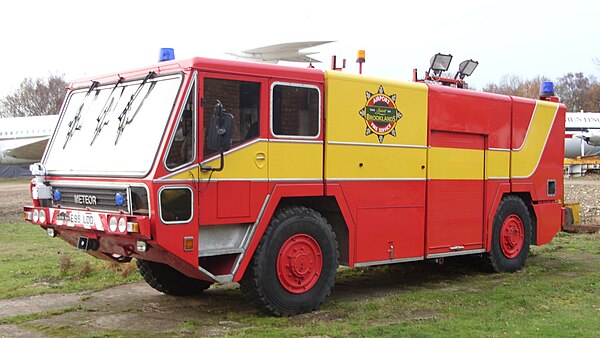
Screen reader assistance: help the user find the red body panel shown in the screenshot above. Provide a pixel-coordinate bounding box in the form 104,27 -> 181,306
428,85 -> 512,149
533,202 -> 563,245
426,180 -> 485,254
331,181 -> 426,264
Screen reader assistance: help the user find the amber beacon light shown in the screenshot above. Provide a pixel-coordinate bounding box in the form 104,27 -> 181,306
356,50 -> 365,74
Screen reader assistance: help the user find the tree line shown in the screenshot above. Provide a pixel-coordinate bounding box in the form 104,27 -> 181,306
0,74 -> 68,118
1,71 -> 599,117
483,72 -> 600,112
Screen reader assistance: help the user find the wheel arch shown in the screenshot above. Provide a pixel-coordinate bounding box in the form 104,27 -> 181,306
276,196 -> 349,265
485,193 -> 534,272
488,189 -> 536,250
233,186 -> 351,282
509,192 -> 537,245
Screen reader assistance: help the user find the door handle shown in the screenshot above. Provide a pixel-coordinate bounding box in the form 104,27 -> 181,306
255,152 -> 266,168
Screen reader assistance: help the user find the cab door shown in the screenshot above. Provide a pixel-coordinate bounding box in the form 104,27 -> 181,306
267,81 -> 323,184
197,73 -> 269,226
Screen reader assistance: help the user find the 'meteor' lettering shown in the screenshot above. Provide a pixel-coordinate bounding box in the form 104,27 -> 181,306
74,194 -> 97,205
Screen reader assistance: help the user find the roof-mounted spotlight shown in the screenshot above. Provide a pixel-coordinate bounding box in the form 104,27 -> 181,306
429,53 -> 453,76
455,59 -> 478,79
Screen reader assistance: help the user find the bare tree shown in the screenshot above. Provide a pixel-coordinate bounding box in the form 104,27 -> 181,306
483,75 -> 550,99
1,74 -> 68,117
583,84 -> 600,112
554,72 -> 597,112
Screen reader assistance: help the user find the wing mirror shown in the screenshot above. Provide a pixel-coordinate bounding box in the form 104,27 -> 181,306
206,101 -> 233,152
203,101 -> 234,172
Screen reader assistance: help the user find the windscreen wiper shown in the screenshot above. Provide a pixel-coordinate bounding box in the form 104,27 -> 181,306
115,71 -> 155,145
90,77 -> 124,145
126,81 -> 156,124
63,81 -> 99,149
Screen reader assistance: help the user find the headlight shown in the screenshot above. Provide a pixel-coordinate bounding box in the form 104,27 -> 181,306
109,217 -> 118,232
118,217 -> 127,233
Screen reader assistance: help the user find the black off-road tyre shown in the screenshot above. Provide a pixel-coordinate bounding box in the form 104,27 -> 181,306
136,259 -> 212,296
240,206 -> 339,316
484,195 -> 532,272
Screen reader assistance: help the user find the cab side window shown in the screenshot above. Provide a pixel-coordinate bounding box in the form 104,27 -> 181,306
271,84 -> 319,137
203,78 -> 260,159
165,85 -> 196,169
159,187 -> 192,223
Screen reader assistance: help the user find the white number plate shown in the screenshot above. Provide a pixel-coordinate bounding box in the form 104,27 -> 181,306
69,212 -> 95,227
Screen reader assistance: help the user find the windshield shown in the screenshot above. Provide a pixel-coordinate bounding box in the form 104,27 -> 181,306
45,74 -> 183,176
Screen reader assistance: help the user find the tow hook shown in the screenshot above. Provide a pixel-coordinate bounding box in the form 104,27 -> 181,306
77,236 -> 100,251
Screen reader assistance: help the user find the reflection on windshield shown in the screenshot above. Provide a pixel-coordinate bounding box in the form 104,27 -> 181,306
45,74 -> 182,176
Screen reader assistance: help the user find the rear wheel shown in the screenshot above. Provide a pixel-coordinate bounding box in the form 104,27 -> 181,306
485,196 -> 532,272
136,259 -> 212,296
240,206 -> 339,316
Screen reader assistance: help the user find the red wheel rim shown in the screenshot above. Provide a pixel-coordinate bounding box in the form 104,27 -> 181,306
500,215 -> 524,259
276,234 -> 322,294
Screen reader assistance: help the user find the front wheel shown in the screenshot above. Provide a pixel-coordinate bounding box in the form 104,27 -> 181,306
136,259 -> 212,296
240,206 -> 339,316
485,196 -> 532,272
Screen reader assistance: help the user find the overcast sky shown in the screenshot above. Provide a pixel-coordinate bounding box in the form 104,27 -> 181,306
1,0 -> 598,98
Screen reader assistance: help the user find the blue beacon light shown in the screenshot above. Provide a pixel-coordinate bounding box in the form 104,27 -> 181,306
159,48 -> 175,62
53,189 -> 61,201
540,81 -> 555,97
115,192 -> 125,207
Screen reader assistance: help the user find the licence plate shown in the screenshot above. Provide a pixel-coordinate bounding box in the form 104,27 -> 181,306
70,212 -> 95,227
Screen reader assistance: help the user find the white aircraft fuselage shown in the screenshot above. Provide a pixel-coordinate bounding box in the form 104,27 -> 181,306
564,112 -> 600,159
0,115 -> 58,165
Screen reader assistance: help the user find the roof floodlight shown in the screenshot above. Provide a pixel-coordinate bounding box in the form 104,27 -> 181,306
429,53 -> 453,76
455,59 -> 478,79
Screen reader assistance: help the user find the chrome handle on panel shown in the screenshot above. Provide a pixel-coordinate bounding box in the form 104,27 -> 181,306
254,152 -> 267,169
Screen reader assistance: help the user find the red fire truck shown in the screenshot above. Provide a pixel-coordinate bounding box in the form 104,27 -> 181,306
24,54 -> 566,316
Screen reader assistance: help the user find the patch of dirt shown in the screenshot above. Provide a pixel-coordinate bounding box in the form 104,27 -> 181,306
0,293 -> 82,318
0,180 -> 30,224
0,324 -> 46,338
564,174 -> 600,223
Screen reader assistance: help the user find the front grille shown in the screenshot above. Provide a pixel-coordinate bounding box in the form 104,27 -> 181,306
52,186 -> 129,213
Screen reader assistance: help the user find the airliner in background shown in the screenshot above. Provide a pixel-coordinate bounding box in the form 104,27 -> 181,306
564,112 -> 600,159
0,115 -> 59,165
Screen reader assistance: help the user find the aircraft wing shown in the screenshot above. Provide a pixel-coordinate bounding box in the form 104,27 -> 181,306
4,137 -> 50,161
228,41 -> 334,63
278,53 -> 322,63
242,41 -> 334,54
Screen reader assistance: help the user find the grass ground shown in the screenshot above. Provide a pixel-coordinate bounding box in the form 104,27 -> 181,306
2,219 -> 600,337
0,221 -> 140,299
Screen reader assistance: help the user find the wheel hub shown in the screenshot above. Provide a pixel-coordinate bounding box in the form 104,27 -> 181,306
277,234 -> 322,294
500,215 -> 524,259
